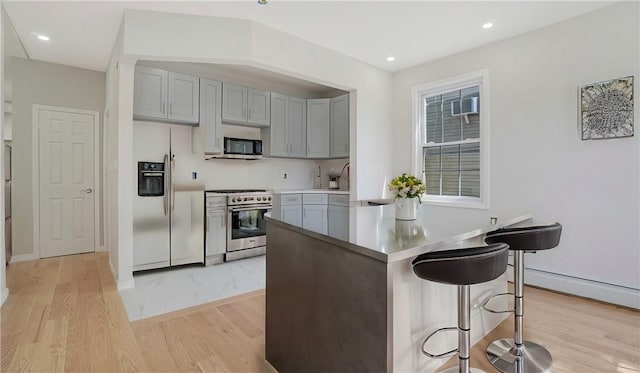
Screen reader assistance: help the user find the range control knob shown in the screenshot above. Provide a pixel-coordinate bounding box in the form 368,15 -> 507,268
232,198 -> 236,202
268,196 -> 272,201
244,197 -> 248,201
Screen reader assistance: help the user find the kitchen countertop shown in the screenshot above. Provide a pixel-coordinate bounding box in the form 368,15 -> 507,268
267,203 -> 532,263
272,189 -> 350,195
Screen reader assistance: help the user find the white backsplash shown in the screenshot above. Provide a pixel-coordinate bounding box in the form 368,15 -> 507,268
198,157 -> 319,191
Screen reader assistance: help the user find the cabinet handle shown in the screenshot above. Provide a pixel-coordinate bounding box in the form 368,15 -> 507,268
170,103 -> 173,115
221,216 -> 224,229
216,137 -> 220,148
248,108 -> 252,119
344,143 -> 347,152
162,102 -> 165,114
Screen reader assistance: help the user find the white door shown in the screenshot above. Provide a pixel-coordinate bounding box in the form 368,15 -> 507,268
38,108 -> 96,258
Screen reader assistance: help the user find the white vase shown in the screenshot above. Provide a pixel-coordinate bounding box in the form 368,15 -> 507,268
395,198 -> 419,220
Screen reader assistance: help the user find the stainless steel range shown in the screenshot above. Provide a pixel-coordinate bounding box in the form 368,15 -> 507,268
206,189 -> 272,262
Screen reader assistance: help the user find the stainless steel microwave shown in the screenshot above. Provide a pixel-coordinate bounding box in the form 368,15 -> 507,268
223,137 -> 263,159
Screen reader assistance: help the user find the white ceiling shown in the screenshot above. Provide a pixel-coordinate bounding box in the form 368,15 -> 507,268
3,1 -> 615,73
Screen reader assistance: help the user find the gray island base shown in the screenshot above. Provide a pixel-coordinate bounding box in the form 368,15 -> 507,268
266,204 -> 531,373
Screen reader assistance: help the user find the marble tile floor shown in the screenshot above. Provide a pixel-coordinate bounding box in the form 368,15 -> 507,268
119,255 -> 266,321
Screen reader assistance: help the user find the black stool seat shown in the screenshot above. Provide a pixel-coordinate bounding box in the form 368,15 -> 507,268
484,223 -> 562,251
412,243 -> 510,285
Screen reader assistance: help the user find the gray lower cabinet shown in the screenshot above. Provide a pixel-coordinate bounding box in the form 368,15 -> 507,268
328,194 -> 349,241
281,205 -> 303,226
133,66 -> 199,124
273,193 -> 303,227
274,193 -> 347,238
302,194 -> 328,235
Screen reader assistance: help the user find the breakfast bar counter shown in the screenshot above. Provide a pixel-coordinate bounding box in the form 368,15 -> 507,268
265,204 -> 531,373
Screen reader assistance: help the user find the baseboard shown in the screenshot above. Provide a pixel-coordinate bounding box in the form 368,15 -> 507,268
9,253 -> 36,263
510,267 -> 640,309
108,256 -> 135,290
117,277 -> 135,290
1,287 -> 9,306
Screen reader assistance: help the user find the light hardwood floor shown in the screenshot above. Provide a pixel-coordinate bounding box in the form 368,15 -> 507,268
2,252 -> 639,372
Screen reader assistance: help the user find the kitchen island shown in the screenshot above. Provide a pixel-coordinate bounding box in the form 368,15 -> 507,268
265,203 -> 531,373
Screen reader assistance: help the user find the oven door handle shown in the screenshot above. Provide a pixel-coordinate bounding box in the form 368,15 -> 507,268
229,205 -> 272,212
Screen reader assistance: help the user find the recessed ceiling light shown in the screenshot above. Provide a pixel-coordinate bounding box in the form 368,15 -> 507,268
386,56 -> 395,62
36,34 -> 50,41
482,22 -> 494,29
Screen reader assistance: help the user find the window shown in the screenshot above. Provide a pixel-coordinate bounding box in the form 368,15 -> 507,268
412,70 -> 489,209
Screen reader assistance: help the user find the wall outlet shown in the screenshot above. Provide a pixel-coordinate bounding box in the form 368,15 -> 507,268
283,173 -> 287,179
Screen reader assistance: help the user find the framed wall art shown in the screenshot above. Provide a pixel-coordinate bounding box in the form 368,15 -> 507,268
579,76 -> 634,140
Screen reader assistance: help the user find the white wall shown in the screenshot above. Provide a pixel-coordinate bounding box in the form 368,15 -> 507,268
10,58 -> 105,258
1,7 -> 9,305
392,2 -> 639,306
121,10 -> 393,200
103,10 -> 393,282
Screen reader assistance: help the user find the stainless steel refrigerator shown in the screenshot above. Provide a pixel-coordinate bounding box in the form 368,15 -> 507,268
133,122 -> 204,271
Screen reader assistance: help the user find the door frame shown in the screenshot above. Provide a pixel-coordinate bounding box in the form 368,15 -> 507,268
32,104 -> 101,259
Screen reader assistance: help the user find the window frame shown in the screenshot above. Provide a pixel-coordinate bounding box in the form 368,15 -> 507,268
411,69 -> 490,209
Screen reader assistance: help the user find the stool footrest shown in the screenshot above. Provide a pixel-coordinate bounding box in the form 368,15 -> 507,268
481,292 -> 514,314
421,326 -> 458,359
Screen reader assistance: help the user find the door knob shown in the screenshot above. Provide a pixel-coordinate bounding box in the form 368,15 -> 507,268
81,188 -> 93,193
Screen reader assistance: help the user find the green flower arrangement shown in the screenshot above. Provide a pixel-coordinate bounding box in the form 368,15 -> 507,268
388,173 -> 427,202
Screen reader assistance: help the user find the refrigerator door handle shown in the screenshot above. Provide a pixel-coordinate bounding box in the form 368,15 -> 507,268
171,154 -> 176,212
163,154 -> 169,216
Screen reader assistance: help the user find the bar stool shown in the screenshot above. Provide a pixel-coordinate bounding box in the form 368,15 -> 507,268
412,242 -> 510,373
483,223 -> 562,373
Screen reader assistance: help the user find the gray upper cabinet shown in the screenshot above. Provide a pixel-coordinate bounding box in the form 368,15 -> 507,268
133,66 -> 167,121
330,94 -> 349,158
306,98 -> 331,158
222,82 -> 271,127
288,97 -> 307,157
248,88 -> 271,126
264,93 -> 307,158
168,72 -> 200,123
199,78 -> 223,154
133,66 -> 199,124
265,93 -> 289,157
222,83 -> 247,123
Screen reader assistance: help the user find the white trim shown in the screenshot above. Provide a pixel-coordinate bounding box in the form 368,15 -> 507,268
109,255 -> 135,290
9,253 -> 36,263
411,69 -> 490,210
510,267 -> 640,309
32,105 -> 101,259
1,287 -> 8,306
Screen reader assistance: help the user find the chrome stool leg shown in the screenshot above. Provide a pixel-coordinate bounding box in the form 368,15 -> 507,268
438,285 -> 487,373
486,251 -> 552,373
